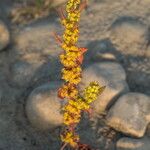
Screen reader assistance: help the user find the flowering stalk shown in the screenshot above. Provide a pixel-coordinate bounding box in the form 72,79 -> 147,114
54,0 -> 106,149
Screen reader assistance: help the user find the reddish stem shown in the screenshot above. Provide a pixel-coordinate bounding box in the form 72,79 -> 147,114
76,47 -> 87,64
52,32 -> 63,45
77,55 -> 83,64
76,142 -> 94,150
57,7 -> 66,20
79,0 -> 87,12
60,142 -> 68,150
69,123 -> 77,132
84,108 -> 93,118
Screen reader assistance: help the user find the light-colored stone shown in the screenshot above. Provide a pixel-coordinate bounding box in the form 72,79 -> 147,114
14,25 -> 55,55
87,39 -> 117,62
111,17 -> 146,43
93,52 -> 116,61
50,0 -> 67,7
14,24 -> 62,59
0,20 -> 10,51
25,81 -> 63,131
106,92 -> 150,138
100,53 -> 116,60
117,137 -> 150,150
80,62 -> 129,115
110,17 -> 147,54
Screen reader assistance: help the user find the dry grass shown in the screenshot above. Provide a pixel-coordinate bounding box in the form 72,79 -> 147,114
10,0 -> 61,24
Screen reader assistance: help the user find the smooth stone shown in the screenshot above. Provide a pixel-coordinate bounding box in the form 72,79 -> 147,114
117,137 -> 150,150
80,62 -> 129,116
50,0 -> 68,7
25,81 -> 63,131
96,53 -> 116,61
106,92 -> 150,137
110,16 -> 147,53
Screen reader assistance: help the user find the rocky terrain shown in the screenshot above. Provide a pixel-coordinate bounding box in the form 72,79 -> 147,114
0,0 -> 150,150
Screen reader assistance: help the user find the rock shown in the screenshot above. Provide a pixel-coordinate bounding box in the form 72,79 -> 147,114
86,39 -> 117,62
80,62 -> 129,116
98,53 -> 116,61
127,58 -> 150,95
14,25 -> 54,55
50,0 -> 67,7
14,24 -> 62,58
106,92 -> 150,138
117,137 -> 150,150
110,16 -> 147,53
0,20 -> 10,51
25,81 -> 63,131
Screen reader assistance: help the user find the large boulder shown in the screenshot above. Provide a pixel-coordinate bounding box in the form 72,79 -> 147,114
106,93 -> 150,137
80,62 -> 129,116
25,81 -> 63,131
117,137 -> 150,150
0,20 -> 10,51
14,24 -> 59,55
10,24 -> 62,88
110,16 -> 147,55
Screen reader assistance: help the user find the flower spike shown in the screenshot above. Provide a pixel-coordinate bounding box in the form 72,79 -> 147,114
54,0 -> 106,149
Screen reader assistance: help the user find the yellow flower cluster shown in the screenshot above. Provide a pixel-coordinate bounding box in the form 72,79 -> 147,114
61,0 -> 80,45
62,97 -> 89,126
59,0 -> 82,87
60,51 -> 81,68
69,98 -> 90,110
66,0 -> 80,12
63,28 -> 79,45
58,83 -> 78,99
61,44 -> 79,52
56,0 -> 106,149
60,130 -> 79,148
83,81 -> 106,104
63,110 -> 81,125
61,67 -> 81,84
62,82 -> 105,126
